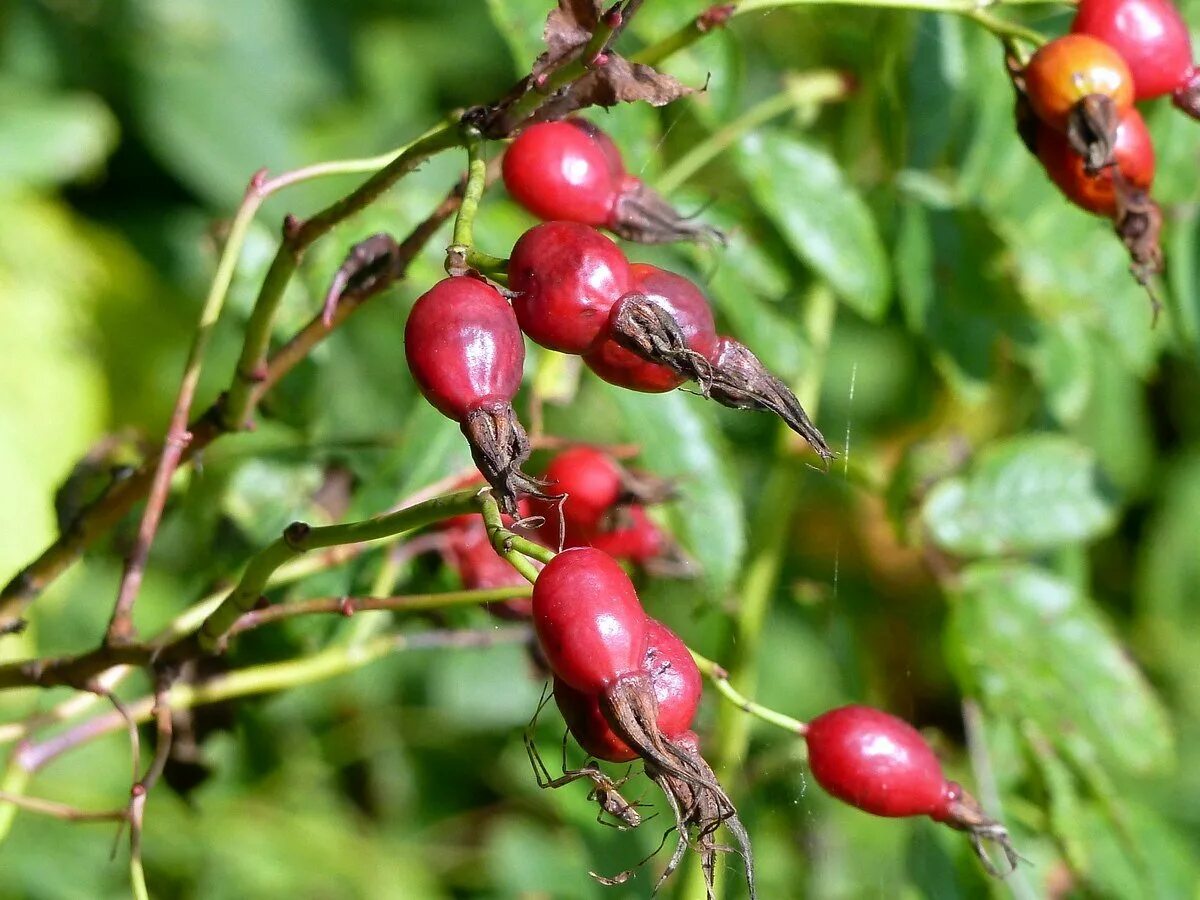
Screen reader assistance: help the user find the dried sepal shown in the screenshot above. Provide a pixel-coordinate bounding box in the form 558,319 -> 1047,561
460,401 -> 553,515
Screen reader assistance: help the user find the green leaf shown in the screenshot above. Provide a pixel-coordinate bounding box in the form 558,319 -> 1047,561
921,434 -> 1117,557
484,0 -> 550,73
948,561 -> 1174,774
608,389 -> 745,596
0,80 -> 118,189
738,130 -> 891,320
130,0 -> 335,206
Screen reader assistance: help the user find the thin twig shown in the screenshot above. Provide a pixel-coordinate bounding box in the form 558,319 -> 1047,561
15,627 -> 530,774
103,151 -> 412,646
226,586 -> 533,636
127,681 -> 173,900
0,791 -> 127,824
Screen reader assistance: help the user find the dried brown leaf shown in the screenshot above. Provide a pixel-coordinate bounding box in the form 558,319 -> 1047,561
533,54 -> 694,121
533,0 -> 603,78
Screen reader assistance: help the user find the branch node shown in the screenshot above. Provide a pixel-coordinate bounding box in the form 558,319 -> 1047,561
283,521 -> 311,548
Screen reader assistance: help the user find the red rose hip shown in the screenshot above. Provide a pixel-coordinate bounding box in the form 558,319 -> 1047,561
1023,34 -> 1135,131
553,617 -> 702,761
1037,106 -> 1155,215
404,277 -> 524,419
503,121 -> 622,227
531,547 -> 647,693
404,277 -> 544,514
805,705 -> 1019,875
507,222 -> 632,354
584,264 -> 719,393
1072,0 -> 1195,99
805,705 -> 950,818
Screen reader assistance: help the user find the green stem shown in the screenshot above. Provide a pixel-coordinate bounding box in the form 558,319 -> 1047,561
657,71 -> 852,194
0,754 -> 30,844
220,122 -> 463,430
197,488 -> 482,651
446,130 -> 509,279
450,128 -> 488,253
735,0 -> 1059,13
18,627 -> 530,774
691,650 -> 809,736
633,5 -> 736,67
477,493 -> 555,583
963,8 -> 1048,48
130,853 -> 150,900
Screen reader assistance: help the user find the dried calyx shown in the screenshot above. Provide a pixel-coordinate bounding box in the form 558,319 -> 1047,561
609,182 -> 726,245
936,782 -> 1022,877
596,676 -> 756,899
1066,93 -> 1121,174
606,298 -> 832,459
460,402 -> 553,515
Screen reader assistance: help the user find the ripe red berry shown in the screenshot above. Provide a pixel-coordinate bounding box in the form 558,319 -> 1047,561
404,277 -> 524,420
1038,107 -> 1155,215
590,505 -> 667,565
554,617 -> 702,761
531,547 -> 647,693
804,705 -> 953,819
584,264 -> 719,393
641,618 -> 702,738
442,519 -> 535,619
503,121 -> 622,227
537,447 -> 625,546
507,222 -> 633,354
1072,0 -> 1195,99
1023,34 -> 1135,130
405,278 -> 545,515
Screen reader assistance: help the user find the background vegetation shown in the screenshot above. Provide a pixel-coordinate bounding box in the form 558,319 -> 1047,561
1,0 -> 1198,896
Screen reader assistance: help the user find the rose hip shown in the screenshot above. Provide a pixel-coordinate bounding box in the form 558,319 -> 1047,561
507,222 -> 633,354
403,277 -> 543,514
584,264 -> 719,393
503,121 -> 621,227
805,705 -> 1019,874
1072,0 -> 1195,99
553,618 -> 702,761
531,547 -> 647,693
503,119 -> 723,244
1037,106 -> 1155,216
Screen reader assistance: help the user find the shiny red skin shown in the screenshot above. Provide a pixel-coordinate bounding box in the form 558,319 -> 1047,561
641,618 -> 703,738
805,705 -> 955,820
1072,0 -> 1195,99
590,506 -> 666,564
503,121 -> 621,227
531,547 -> 647,693
584,264 -> 719,393
443,520 -> 534,619
1037,107 -> 1155,215
1024,34 -> 1136,131
507,222 -> 633,354
536,447 -> 625,547
403,278 -> 525,420
553,618 -> 703,761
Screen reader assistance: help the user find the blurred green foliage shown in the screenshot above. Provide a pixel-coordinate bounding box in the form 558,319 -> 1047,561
1,0 -> 1199,897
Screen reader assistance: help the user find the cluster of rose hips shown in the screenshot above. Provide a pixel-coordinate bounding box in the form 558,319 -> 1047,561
401,117 -> 1015,891
436,447 -> 679,618
403,118 -> 831,519
1016,0 -> 1198,284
